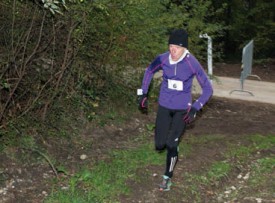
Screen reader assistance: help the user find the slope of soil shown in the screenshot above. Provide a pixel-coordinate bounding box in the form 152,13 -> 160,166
0,62 -> 275,203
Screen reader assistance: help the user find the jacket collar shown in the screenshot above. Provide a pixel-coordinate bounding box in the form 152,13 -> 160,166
169,49 -> 189,64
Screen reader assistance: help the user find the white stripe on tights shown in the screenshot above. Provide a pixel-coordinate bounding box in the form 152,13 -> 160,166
169,156 -> 177,172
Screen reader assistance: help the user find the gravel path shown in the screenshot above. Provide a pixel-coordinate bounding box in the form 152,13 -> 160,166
193,76 -> 275,105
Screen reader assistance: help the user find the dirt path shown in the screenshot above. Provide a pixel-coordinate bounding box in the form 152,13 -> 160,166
118,97 -> 275,202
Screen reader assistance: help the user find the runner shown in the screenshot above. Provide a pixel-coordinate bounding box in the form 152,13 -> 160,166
138,29 -> 213,191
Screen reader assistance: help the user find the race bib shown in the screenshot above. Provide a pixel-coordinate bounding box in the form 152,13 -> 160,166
168,79 -> 183,91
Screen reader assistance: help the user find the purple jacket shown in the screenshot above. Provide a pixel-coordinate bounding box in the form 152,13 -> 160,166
141,51 -> 213,110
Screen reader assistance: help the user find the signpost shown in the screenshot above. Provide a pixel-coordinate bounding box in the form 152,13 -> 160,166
230,40 -> 260,96
199,33 -> 213,77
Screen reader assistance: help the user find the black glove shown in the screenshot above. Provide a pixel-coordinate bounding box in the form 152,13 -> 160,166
183,107 -> 197,124
138,94 -> 148,111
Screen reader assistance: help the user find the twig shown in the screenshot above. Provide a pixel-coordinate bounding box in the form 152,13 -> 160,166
23,147 -> 58,178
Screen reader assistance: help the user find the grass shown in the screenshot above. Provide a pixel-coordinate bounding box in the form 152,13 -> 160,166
43,133 -> 275,202
176,134 -> 274,202
250,134 -> 275,150
207,161 -> 231,182
184,134 -> 226,145
182,160 -> 232,200
45,143 -> 165,202
249,159 -> 275,200
1,123 -> 273,203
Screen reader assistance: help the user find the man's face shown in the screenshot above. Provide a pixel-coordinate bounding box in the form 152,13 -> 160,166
169,44 -> 186,61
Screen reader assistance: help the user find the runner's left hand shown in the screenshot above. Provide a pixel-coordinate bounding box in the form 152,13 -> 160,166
183,107 -> 197,124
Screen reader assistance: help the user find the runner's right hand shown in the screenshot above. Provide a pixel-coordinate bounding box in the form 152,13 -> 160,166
138,94 -> 148,110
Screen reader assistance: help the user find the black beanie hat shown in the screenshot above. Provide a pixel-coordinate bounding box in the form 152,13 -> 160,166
168,29 -> 188,48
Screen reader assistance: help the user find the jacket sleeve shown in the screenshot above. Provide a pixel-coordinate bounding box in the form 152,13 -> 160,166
190,57 -> 213,110
141,56 -> 163,94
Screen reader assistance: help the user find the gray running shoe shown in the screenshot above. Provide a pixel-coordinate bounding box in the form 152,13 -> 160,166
159,175 -> 172,191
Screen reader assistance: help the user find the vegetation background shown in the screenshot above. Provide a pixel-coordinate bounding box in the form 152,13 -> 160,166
1,0 -> 274,130
0,0 -> 274,202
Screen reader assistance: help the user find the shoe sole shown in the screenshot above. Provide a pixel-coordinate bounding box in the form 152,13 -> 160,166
159,188 -> 170,191
159,184 -> 171,191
